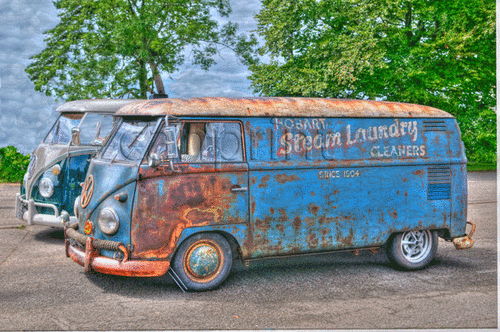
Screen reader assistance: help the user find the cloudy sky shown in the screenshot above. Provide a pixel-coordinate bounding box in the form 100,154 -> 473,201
0,0 -> 261,154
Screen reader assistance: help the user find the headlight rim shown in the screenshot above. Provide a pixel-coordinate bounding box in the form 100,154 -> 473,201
97,207 -> 120,235
39,177 -> 54,198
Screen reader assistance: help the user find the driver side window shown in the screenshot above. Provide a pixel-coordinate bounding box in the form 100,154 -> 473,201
183,122 -> 244,163
149,121 -> 244,164
180,122 -> 213,163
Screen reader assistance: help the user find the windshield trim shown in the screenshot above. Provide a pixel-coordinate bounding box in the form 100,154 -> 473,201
98,117 -> 162,165
43,113 -> 85,146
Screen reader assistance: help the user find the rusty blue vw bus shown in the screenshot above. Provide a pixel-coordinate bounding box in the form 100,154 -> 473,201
16,99 -> 140,227
65,97 -> 475,291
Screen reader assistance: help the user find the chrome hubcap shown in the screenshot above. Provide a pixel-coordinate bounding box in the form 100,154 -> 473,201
400,230 -> 432,263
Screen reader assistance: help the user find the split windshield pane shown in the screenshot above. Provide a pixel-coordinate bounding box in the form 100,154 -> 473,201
43,113 -> 83,145
101,119 -> 157,162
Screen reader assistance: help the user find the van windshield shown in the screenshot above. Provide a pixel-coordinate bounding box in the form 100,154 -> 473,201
43,113 -> 83,145
101,119 -> 157,162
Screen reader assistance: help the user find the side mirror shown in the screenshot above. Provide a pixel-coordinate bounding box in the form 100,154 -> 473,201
148,153 -> 161,168
71,128 -> 81,146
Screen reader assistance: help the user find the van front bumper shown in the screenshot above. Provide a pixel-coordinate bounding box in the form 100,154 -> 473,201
65,225 -> 170,277
16,193 -> 77,228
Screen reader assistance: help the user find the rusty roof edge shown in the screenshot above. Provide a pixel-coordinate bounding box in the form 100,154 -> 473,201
56,99 -> 147,113
116,97 -> 454,118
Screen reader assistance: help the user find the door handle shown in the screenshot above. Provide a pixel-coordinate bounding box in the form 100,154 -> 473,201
230,185 -> 248,193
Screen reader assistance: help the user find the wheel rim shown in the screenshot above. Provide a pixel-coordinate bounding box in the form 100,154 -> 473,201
184,241 -> 222,282
400,230 -> 433,263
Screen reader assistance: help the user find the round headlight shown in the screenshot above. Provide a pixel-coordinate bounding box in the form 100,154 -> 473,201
74,196 -> 81,219
97,208 -> 120,235
39,178 -> 54,198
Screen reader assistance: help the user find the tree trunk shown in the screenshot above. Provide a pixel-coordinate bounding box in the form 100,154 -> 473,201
138,60 -> 147,99
149,62 -> 165,95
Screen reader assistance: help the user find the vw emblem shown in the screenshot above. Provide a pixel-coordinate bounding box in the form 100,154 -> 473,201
80,174 -> 94,208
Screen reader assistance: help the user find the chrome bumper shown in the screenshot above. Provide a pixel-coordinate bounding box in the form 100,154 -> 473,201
16,193 -> 77,228
65,225 -> 170,277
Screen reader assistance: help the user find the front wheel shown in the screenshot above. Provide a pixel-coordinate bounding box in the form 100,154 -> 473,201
171,233 -> 233,291
386,230 -> 438,270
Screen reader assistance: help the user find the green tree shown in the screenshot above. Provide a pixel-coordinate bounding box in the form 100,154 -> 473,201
0,146 -> 30,183
26,0 -> 257,100
250,0 -> 496,164
250,0 -> 387,97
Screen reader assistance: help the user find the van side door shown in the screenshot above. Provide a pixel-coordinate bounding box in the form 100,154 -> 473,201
131,121 -> 248,261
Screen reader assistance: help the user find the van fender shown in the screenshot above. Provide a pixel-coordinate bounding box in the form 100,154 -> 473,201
171,224 -> 248,260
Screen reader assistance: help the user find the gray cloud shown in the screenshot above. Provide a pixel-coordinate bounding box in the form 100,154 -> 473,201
0,0 -> 61,154
0,0 -> 261,154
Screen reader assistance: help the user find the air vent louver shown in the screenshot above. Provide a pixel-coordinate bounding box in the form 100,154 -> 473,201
428,166 -> 451,200
423,120 -> 447,132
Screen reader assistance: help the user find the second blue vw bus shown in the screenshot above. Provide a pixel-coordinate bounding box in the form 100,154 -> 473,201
16,99 -> 141,227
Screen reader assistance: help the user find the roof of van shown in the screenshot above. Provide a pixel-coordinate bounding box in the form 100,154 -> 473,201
56,99 -> 146,113
115,97 -> 453,118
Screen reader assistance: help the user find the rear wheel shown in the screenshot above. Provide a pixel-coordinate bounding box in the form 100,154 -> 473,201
386,230 -> 438,270
172,233 -> 233,291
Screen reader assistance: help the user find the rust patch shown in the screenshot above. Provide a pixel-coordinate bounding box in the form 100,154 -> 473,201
293,215 -> 302,232
412,169 -> 425,177
255,131 -> 264,143
131,169 -> 244,260
255,216 -> 272,232
184,208 -> 220,223
306,233 -> 319,249
318,216 -> 334,225
309,204 -> 320,216
275,174 -> 300,184
259,174 -> 271,188
117,97 -> 453,119
278,208 -> 288,223
304,217 -> 315,227
336,228 -> 354,246
389,209 -> 398,219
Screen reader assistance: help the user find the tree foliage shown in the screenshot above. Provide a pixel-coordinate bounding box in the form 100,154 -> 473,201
250,0 -> 496,164
26,0 -> 257,100
0,146 -> 30,183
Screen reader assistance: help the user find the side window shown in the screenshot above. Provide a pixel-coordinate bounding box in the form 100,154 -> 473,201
79,113 -> 115,145
212,122 -> 243,162
177,122 -> 243,163
179,122 -> 212,163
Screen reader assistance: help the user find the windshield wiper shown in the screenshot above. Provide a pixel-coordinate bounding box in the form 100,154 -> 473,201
127,124 -> 149,149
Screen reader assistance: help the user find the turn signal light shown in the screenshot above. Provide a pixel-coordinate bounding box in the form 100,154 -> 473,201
84,220 -> 94,235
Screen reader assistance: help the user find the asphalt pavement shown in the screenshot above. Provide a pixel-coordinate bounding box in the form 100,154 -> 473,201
0,172 -> 497,330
